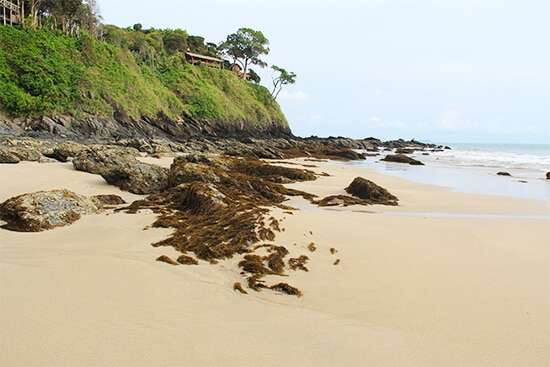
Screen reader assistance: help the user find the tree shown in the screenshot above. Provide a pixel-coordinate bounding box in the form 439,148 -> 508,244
271,65 -> 296,100
247,68 -> 260,84
222,28 -> 269,80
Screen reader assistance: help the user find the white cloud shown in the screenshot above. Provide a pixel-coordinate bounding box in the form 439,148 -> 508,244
369,116 -> 405,129
277,90 -> 311,102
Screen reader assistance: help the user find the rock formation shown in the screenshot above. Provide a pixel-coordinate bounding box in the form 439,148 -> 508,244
0,189 -> 101,232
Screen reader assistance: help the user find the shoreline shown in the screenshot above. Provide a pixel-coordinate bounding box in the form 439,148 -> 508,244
1,158 -> 549,366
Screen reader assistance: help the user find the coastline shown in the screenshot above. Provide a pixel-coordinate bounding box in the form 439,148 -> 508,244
1,158 -> 549,366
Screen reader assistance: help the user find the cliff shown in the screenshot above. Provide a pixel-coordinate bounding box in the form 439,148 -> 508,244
0,26 -> 291,139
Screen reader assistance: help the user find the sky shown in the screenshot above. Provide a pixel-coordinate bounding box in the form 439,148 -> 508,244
96,0 -> 550,144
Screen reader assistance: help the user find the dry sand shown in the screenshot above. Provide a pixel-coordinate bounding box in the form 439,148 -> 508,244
1,159 -> 549,366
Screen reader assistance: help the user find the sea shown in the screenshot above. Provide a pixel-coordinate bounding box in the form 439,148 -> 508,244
349,143 -> 550,201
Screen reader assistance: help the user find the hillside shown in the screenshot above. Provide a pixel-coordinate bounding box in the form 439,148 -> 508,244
0,25 -> 290,138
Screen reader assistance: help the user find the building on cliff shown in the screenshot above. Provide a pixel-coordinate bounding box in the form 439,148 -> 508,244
185,50 -> 224,69
0,0 -> 20,25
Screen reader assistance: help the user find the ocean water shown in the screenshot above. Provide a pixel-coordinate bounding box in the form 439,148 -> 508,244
351,143 -> 550,201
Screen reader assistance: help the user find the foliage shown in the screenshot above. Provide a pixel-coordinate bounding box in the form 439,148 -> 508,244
0,25 -> 288,129
221,28 -> 269,79
271,65 -> 296,100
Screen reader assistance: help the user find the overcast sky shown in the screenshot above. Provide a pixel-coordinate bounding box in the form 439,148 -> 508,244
96,0 -> 549,144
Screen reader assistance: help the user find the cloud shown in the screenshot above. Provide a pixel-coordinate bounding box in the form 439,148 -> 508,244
277,90 -> 311,102
370,116 -> 405,129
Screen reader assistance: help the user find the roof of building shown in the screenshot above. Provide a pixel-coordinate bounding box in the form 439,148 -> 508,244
185,51 -> 223,63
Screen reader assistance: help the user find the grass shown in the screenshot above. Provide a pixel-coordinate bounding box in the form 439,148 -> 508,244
0,26 -> 289,132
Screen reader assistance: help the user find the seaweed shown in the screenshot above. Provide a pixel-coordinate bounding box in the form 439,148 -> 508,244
177,254 -> 199,265
288,255 -> 309,272
121,155 -> 322,295
233,282 -> 248,294
269,283 -> 303,297
156,255 -> 179,266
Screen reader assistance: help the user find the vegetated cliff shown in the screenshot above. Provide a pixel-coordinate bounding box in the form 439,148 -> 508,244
0,26 -> 290,139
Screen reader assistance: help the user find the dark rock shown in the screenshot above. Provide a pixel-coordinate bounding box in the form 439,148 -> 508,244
344,177 -> 399,205
497,172 -> 512,176
395,148 -> 415,154
546,172 -> 550,180
0,189 -> 100,232
381,153 -> 424,165
0,147 -> 20,163
73,146 -> 168,194
92,194 -> 126,206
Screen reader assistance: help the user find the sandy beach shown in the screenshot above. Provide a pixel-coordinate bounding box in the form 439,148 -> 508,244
1,158 -> 548,366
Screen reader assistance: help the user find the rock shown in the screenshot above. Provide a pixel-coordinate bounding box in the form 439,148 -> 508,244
169,182 -> 228,215
39,157 -> 58,163
344,177 -> 399,205
546,172 -> 550,180
116,138 -> 154,154
72,145 -> 140,174
92,194 -> 126,206
168,162 -> 223,187
395,148 -> 415,154
0,189 -> 101,232
50,141 -> 88,162
100,162 -> 169,195
497,171 -> 512,176
10,146 -> 43,161
73,146 -> 168,194
381,153 -> 424,165
0,147 -> 20,163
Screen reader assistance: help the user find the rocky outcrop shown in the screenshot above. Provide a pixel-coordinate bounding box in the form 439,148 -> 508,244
0,146 -> 20,163
0,113 -> 293,141
345,177 -> 399,204
72,146 -> 168,194
50,141 -> 88,162
381,153 -> 424,165
0,189 -> 101,232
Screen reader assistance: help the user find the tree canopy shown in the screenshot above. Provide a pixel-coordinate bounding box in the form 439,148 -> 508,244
221,28 -> 269,80
271,65 -> 296,100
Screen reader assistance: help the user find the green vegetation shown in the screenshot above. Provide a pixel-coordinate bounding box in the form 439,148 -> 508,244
0,22 -> 288,131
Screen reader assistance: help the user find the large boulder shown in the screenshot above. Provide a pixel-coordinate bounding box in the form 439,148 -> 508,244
0,189 -> 101,232
381,153 -> 424,165
72,146 -> 168,194
344,177 -> 398,205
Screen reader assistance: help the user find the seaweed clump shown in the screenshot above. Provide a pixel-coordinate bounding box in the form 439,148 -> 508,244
122,155 -> 317,295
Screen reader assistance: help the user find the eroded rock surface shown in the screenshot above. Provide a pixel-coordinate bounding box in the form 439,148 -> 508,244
0,189 -> 101,232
